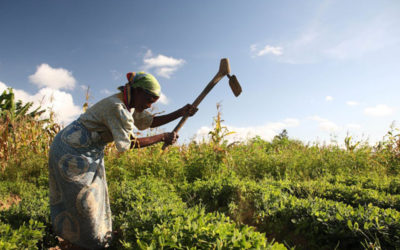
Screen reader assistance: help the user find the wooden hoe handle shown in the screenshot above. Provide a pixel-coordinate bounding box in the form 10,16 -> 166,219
162,58 -> 230,150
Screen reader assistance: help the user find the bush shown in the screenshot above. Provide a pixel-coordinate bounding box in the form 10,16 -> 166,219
0,187 -> 57,248
0,219 -> 45,249
109,177 -> 282,249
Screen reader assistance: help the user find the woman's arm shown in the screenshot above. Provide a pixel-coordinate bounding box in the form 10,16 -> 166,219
150,109 -> 182,128
150,104 -> 198,128
130,132 -> 178,149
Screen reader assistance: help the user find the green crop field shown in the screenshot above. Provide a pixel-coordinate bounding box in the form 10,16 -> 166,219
1,88 -> 400,249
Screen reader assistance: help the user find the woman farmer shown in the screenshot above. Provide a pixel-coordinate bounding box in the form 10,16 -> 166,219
48,72 -> 197,249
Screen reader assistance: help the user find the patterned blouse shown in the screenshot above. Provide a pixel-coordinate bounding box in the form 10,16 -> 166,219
78,93 -> 153,152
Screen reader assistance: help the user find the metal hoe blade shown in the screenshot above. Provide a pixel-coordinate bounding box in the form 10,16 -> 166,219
228,74 -> 242,97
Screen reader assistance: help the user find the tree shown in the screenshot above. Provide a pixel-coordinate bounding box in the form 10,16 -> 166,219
275,129 -> 288,140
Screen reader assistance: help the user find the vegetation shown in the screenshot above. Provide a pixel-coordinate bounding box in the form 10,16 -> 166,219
1,88 -> 400,249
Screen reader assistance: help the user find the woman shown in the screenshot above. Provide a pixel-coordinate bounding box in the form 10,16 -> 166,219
48,72 -> 197,249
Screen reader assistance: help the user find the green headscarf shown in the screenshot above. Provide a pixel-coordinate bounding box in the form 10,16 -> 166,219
127,72 -> 161,97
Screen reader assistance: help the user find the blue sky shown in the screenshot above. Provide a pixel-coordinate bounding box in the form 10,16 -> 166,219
1,0 -> 399,145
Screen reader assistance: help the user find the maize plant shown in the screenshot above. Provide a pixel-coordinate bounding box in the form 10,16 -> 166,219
0,88 -> 58,171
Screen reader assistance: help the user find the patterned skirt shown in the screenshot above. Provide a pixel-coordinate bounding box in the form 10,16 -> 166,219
48,120 -> 112,249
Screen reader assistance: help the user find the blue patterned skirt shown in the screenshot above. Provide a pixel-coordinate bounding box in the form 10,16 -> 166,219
48,120 -> 112,249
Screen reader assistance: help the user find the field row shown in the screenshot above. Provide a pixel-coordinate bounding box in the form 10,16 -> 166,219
0,178 -> 286,249
324,174 -> 400,195
2,176 -> 400,249
180,175 -> 400,249
267,178 -> 400,211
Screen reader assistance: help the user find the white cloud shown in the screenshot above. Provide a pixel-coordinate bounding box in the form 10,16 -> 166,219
155,67 -> 176,79
142,50 -> 185,78
195,118 -> 299,143
283,118 -> 300,127
29,64 -> 76,90
0,81 -> 9,92
346,101 -> 359,106
270,4 -> 400,64
309,115 -> 340,132
325,13 -> 400,60
32,88 -> 82,124
319,121 -> 340,132
0,81 -> 31,102
325,96 -> 333,101
158,93 -> 169,105
346,123 -> 361,130
251,44 -> 283,57
0,81 -> 81,125
364,104 -> 395,117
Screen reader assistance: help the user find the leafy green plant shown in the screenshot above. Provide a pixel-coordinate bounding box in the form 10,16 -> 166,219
110,177 -> 283,249
374,124 -> 400,174
2,96 -> 400,249
0,219 -> 45,249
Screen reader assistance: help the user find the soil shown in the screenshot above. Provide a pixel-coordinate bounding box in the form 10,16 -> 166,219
0,194 -> 21,210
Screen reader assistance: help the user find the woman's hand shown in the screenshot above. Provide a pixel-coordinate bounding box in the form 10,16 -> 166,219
163,132 -> 179,145
180,104 -> 198,117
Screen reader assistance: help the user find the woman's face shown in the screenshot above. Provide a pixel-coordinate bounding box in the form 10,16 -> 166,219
132,88 -> 159,112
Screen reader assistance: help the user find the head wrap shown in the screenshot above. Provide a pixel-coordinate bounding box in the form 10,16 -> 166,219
126,72 -> 161,97
121,72 -> 161,111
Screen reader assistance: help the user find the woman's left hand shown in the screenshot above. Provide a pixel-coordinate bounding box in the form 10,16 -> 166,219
180,104 -> 198,117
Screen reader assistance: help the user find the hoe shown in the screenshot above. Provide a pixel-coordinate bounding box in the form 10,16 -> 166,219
162,58 -> 242,150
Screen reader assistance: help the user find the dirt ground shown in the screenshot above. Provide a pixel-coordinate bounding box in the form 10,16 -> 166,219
0,194 -> 21,210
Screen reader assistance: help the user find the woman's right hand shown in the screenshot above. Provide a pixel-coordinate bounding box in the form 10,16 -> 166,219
163,132 -> 179,145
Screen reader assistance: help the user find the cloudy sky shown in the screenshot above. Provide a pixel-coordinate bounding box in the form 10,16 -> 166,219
1,0 -> 399,145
